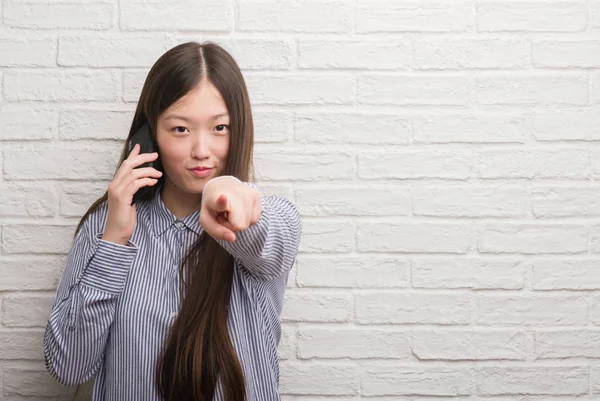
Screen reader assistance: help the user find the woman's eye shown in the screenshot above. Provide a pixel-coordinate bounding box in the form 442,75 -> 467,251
215,125 -> 229,132
174,126 -> 188,134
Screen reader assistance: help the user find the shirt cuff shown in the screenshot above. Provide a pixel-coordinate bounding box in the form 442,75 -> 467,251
79,234 -> 138,295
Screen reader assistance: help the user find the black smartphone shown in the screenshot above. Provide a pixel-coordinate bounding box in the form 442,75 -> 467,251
126,123 -> 161,205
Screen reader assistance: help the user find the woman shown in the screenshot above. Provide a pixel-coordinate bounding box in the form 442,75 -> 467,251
43,41 -> 301,401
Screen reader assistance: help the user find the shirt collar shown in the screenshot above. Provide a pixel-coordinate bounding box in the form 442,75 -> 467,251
148,186 -> 203,237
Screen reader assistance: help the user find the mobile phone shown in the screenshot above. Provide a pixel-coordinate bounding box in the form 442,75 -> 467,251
126,123 -> 161,205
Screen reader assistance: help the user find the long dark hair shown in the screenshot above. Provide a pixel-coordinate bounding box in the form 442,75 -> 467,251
74,41 -> 254,401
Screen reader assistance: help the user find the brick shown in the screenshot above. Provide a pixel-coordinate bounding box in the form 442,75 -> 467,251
592,73 -> 600,104
0,330 -> 44,360
414,39 -> 529,70
0,36 -> 56,67
476,295 -> 587,326
4,2 -> 113,29
592,364 -> 600,394
253,183 -> 294,201
413,330 -> 526,360
412,258 -> 525,290
295,112 -> 410,145
477,1 -> 587,32
533,108 -> 600,141
4,144 -> 120,180
0,257 -> 64,290
4,71 -> 119,102
122,71 -> 146,103
121,0 -> 232,31
477,149 -> 590,179
359,150 -> 471,180
355,293 -> 470,324
2,225 -> 75,254
280,398 -> 362,401
361,365 -> 471,396
299,40 -> 409,70
536,330 -> 600,358
533,185 -> 600,217
357,223 -> 471,253
246,74 -> 354,105
589,295 -> 600,325
413,185 -> 528,217
298,328 -> 409,359
476,366 -> 588,395
3,362 -> 71,397
593,73 -> 600,104
296,256 -> 408,288
58,36 -> 173,67
296,186 -> 410,216
358,74 -> 474,105
533,41 -> 600,67
281,292 -> 353,323
59,182 -> 108,218
298,221 -> 355,253
59,109 -> 132,140
413,112 -> 527,144
0,183 -> 56,217
356,1 -> 471,33
238,1 -> 352,33
253,111 -> 293,143
277,325 -> 296,360
280,363 -> 358,395
477,74 -> 588,105
3,294 -> 54,327
478,224 -> 587,254
594,1 -> 600,29
255,149 -> 354,181
534,259 -> 600,290
209,38 -> 293,70
589,226 -> 600,253
0,106 -> 58,141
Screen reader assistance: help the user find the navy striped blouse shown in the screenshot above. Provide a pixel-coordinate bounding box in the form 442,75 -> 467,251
43,181 -> 301,400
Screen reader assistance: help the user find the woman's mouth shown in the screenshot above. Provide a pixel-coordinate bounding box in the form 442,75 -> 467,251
189,167 -> 214,178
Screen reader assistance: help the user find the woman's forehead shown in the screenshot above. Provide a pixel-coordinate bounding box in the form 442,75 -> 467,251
162,85 -> 229,123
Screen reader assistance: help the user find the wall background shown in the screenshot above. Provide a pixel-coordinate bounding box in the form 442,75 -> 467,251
1,0 -> 600,399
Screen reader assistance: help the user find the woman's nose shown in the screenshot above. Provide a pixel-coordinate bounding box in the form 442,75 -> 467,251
191,133 -> 210,159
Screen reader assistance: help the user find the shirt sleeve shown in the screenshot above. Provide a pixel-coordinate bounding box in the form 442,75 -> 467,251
44,203 -> 138,386
205,176 -> 302,280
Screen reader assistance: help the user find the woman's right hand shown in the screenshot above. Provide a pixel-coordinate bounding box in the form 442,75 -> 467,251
101,144 -> 162,245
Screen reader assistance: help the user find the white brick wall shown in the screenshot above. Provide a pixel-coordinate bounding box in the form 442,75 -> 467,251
1,0 -> 600,399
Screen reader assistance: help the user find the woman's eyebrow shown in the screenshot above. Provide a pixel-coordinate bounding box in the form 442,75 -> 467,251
164,114 -> 193,122
164,112 -> 229,122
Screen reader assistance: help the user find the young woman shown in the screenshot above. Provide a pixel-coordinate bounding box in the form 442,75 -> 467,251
43,41 -> 301,401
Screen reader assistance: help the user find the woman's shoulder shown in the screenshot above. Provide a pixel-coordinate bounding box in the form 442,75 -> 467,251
77,198 -> 109,236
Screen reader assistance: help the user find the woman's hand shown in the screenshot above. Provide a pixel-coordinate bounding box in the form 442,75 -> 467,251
200,177 -> 261,242
101,144 -> 162,245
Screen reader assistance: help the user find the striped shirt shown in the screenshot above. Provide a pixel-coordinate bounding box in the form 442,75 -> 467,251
43,181 -> 301,400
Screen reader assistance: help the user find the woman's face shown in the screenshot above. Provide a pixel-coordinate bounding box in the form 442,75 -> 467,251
156,80 -> 231,195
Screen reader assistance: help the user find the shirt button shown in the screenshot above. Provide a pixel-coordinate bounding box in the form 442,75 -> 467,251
174,221 -> 185,230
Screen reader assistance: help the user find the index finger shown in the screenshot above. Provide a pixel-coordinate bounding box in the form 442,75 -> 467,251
200,209 -> 236,242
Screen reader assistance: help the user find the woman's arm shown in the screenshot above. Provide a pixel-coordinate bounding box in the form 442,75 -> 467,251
44,204 -> 138,386
201,177 -> 301,280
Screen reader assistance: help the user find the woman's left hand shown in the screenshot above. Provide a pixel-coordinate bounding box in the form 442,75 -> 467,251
200,177 -> 262,242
